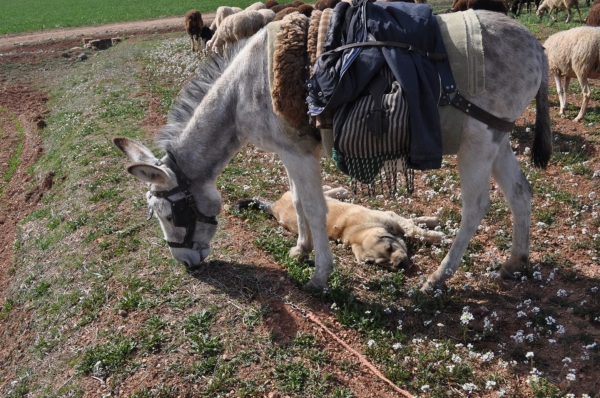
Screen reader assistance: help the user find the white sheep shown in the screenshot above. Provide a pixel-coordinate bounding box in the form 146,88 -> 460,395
544,27 -> 600,122
246,2 -> 267,11
209,6 -> 243,31
208,10 -> 269,55
536,0 -> 582,22
258,8 -> 276,23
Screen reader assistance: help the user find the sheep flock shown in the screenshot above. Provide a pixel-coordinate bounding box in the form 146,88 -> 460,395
183,0 -> 600,123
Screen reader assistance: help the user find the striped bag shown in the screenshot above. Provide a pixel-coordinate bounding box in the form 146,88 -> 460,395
332,65 -> 412,193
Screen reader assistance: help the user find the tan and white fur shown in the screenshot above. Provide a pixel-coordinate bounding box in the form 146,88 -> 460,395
237,187 -> 444,270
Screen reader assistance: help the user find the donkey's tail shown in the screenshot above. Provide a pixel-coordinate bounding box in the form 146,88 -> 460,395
233,198 -> 273,215
532,51 -> 552,168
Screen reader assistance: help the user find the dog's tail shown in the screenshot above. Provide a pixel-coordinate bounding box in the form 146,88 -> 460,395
233,198 -> 273,215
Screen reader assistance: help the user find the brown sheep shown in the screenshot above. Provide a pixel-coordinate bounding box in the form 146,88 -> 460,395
273,5 -> 314,21
509,0 -> 540,14
265,0 -> 280,8
314,0 -> 341,9
586,2 -> 600,25
270,1 -> 305,13
536,0 -> 582,23
452,0 -> 508,13
184,10 -> 203,52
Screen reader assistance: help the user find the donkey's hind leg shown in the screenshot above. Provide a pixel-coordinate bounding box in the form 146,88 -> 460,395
492,136 -> 533,279
422,124 -> 499,292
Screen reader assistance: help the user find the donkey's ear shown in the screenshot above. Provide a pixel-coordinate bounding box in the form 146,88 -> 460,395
113,137 -> 159,164
126,163 -> 170,185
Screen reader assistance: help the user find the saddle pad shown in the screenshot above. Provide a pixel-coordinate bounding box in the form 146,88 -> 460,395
436,9 -> 485,155
267,18 -> 319,154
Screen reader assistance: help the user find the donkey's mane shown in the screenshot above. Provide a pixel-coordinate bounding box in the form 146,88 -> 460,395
158,39 -> 251,152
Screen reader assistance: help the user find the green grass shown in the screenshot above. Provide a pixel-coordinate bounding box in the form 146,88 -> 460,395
0,0 -> 296,34
3,18 -> 600,397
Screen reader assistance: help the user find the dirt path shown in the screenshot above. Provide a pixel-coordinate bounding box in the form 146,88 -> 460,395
0,14 -> 215,49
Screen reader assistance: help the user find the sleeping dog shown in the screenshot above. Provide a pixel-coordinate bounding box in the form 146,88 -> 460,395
234,187 -> 445,270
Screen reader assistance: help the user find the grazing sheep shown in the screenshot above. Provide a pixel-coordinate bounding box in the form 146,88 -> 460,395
246,1 -> 267,10
270,1 -> 305,13
184,10 -> 203,52
274,4 -> 314,20
209,6 -> 243,31
545,27 -> 600,122
509,0 -> 540,14
536,0 -> 582,22
314,0 -> 341,9
265,0 -> 280,8
258,8 -> 276,23
200,26 -> 214,49
208,10 -> 269,55
586,2 -> 600,25
452,0 -> 508,13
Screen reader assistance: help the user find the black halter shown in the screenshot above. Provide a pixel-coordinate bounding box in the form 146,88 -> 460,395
149,153 -> 218,249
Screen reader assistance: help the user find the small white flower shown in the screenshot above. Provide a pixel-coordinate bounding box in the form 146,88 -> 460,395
462,382 -> 478,393
485,380 -> 497,390
392,343 -> 402,350
566,373 -> 576,381
367,339 -> 375,348
460,311 -> 474,325
526,352 -> 534,358
420,385 -> 430,392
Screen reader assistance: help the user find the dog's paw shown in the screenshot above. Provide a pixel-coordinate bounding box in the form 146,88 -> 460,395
323,187 -> 349,200
411,216 -> 441,229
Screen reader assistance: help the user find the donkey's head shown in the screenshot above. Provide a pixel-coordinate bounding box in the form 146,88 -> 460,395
113,137 -> 219,268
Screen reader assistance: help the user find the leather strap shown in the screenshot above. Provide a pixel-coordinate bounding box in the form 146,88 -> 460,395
450,91 -> 515,132
322,41 -> 447,62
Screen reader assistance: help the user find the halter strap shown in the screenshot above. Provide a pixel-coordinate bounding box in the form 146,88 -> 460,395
149,153 -> 217,249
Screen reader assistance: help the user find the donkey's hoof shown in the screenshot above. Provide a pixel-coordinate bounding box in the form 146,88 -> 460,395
499,257 -> 527,280
499,267 -> 519,280
421,279 -> 447,294
289,246 -> 309,260
304,278 -> 328,292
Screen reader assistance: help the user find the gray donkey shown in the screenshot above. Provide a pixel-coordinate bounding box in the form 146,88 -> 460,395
113,10 -> 551,292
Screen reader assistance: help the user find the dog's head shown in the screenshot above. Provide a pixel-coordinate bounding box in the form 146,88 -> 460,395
351,228 -> 409,271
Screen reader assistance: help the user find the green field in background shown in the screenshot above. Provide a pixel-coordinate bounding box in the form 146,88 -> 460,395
0,0 -> 456,35
0,0 -> 260,35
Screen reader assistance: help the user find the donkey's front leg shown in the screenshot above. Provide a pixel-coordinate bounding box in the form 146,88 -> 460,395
288,177 -> 313,259
283,152 -> 333,290
422,132 -> 496,292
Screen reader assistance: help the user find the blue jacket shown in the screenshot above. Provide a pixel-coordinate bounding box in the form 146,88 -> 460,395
306,1 -> 448,170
